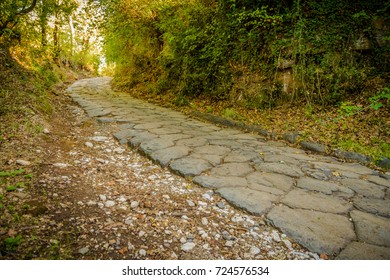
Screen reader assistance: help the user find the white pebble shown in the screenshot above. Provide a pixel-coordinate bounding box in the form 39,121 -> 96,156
282,239 -> 293,250
271,230 -> 281,242
250,246 -> 261,256
181,242 -> 196,252
130,201 -> 139,208
139,249 -> 147,257
85,142 -> 93,148
105,200 -> 115,207
16,159 -> 31,166
187,200 -> 195,207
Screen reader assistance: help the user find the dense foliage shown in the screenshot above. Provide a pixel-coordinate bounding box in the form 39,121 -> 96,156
103,0 -> 389,107
0,0 -> 103,72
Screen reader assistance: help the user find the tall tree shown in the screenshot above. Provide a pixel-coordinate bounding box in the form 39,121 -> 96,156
0,0 -> 38,41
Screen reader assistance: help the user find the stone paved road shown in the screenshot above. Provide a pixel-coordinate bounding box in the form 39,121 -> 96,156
66,77 -> 390,259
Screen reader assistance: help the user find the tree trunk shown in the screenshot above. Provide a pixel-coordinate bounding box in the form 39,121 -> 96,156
53,12 -> 60,64
69,15 -> 75,56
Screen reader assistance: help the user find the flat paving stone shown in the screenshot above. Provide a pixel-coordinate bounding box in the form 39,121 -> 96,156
336,242 -> 390,260
297,177 -> 354,198
170,157 -> 212,177
139,138 -> 175,154
148,127 -> 183,135
159,134 -> 192,142
113,129 -> 136,142
176,137 -> 209,147
210,162 -> 253,177
281,189 -> 352,214
313,162 -> 374,176
350,210 -> 390,247
267,205 -> 355,255
193,175 -> 247,189
366,175 -> 390,188
246,172 -> 294,193
191,153 -> 223,166
133,123 -> 163,130
341,178 -> 386,199
149,146 -> 191,167
128,132 -> 157,147
254,162 -> 304,178
217,187 -> 278,215
193,145 -> 231,156
353,196 -> 390,218
264,154 -> 300,165
224,150 -> 260,163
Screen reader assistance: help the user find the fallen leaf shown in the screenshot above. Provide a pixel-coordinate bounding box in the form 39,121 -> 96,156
118,247 -> 128,254
320,253 -> 329,260
7,229 -> 17,237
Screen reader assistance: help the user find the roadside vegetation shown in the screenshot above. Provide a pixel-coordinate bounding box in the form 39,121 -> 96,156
0,0 -> 101,259
102,0 -> 390,165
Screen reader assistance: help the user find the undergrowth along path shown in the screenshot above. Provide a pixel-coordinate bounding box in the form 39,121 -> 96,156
67,77 -> 390,259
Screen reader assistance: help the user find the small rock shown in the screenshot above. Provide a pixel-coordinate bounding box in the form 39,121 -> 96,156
79,247 -> 89,255
124,217 -> 133,225
231,216 -> 244,223
300,141 -> 326,154
180,237 -> 187,243
225,241 -> 234,247
53,163 -> 69,168
187,200 -> 195,207
377,157 -> 390,169
105,200 -> 115,207
16,159 -> 31,166
217,202 -> 225,209
13,192 -> 28,199
250,246 -> 261,256
283,132 -> 300,144
77,201 -> 84,206
181,242 -> 196,252
127,243 -> 135,251
109,239 -> 116,245
117,196 -> 127,202
271,230 -> 281,242
282,239 -> 293,250
201,217 -> 209,225
139,231 -> 146,237
202,193 -> 212,201
99,195 -> 107,201
198,201 -> 208,207
130,201 -> 139,209
91,136 -> 109,142
139,249 -> 147,257
85,142 -> 94,148
113,147 -> 125,154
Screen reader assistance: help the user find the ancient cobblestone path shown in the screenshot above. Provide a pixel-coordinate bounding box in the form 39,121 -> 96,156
67,77 -> 390,259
